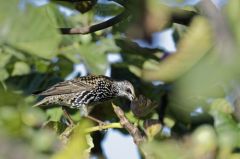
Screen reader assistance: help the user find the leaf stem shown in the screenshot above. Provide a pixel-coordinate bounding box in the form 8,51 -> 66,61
84,122 -> 122,133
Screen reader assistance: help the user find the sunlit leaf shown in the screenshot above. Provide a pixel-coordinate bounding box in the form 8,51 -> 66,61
52,121 -> 92,159
191,125 -> 217,158
0,68 -> 9,81
46,107 -> 63,122
209,99 -> 240,152
142,17 -> 212,82
94,3 -> 124,17
32,129 -> 58,152
0,1 -> 61,59
224,0 -> 240,46
11,61 -> 31,76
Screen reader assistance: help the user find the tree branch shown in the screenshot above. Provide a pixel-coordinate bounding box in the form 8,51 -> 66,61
112,103 -> 145,145
84,122 -> 122,133
60,10 -> 129,34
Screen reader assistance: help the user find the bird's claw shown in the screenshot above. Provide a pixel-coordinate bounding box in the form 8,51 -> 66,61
98,121 -> 109,131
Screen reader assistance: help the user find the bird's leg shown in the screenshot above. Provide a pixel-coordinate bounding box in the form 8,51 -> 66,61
80,105 -> 106,127
85,115 -> 106,125
62,107 -> 74,127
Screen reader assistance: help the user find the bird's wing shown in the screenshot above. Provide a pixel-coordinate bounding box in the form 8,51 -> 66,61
36,79 -> 94,96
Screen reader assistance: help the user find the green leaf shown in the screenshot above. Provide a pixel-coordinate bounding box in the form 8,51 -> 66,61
191,125 -> 217,157
224,0 -> 240,46
79,43 -> 108,74
0,68 -> 9,81
32,129 -> 57,152
209,99 -> 240,154
0,48 -> 12,68
34,60 -> 51,73
93,3 -> 124,17
52,121 -> 92,159
0,1 -> 61,59
11,61 -> 31,76
142,140 -> 185,159
142,17 -> 212,82
60,41 -> 112,74
46,107 -> 63,122
85,134 -> 94,157
55,55 -> 74,78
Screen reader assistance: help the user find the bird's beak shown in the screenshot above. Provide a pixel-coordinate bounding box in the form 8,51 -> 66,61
129,94 -> 135,101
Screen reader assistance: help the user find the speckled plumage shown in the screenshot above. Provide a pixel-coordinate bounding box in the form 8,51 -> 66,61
34,75 -> 135,116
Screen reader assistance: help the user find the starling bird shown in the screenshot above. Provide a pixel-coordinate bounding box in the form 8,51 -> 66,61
34,75 -> 135,125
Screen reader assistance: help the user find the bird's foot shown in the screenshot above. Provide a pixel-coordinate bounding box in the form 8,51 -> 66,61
85,115 -> 108,130
62,107 -> 75,127
66,119 -> 75,128
61,116 -> 74,127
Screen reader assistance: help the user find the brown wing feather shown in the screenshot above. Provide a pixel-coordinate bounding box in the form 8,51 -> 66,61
37,79 -> 94,96
35,75 -> 113,96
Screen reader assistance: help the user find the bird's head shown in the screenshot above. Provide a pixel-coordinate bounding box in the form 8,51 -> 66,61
114,80 -> 135,101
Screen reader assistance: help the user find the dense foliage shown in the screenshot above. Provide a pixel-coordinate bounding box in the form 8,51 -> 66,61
0,0 -> 240,158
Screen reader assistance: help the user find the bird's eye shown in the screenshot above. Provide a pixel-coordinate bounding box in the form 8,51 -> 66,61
126,88 -> 131,94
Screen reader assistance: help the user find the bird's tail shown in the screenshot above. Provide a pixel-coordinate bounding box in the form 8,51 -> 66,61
32,98 -> 48,107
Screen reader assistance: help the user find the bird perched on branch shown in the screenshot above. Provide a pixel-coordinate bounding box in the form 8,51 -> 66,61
33,75 -> 135,125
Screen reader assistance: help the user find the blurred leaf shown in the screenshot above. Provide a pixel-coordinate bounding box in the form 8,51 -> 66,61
0,68 -> 9,81
22,108 -> 46,127
191,125 -> 217,159
51,0 -> 97,14
60,39 -> 116,74
0,87 -> 24,106
35,60 -> 51,73
55,55 -> 74,78
11,61 -> 31,76
128,65 -> 141,78
210,99 -> 233,114
233,96 -> 240,122
45,3 -> 72,28
115,39 -> 161,70
1,45 -> 26,61
32,129 -> 58,152
52,121 -> 92,159
1,0 -> 240,158
0,106 -> 23,136
47,107 -> 63,122
79,43 -> 108,74
0,49 -> 12,68
0,1 -> 61,59
163,117 -> 175,128
85,134 -> 94,157
94,3 -> 124,17
143,124 -> 218,159
75,0 -> 96,14
125,0 -> 171,40
143,119 -> 162,140
142,140 -> 185,159
142,17 -> 212,82
224,0 -> 240,46
209,99 -> 240,157
50,0 -> 76,11
163,13 -> 240,123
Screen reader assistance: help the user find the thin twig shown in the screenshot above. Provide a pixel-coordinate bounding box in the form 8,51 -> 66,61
112,103 -> 145,145
59,125 -> 75,144
84,122 -> 122,133
60,122 -> 122,143
60,10 -> 129,34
